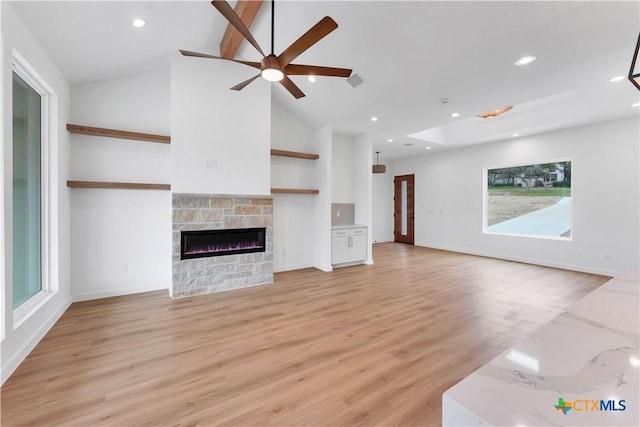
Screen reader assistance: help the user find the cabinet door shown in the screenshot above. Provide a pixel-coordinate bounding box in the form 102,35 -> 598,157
350,235 -> 367,262
331,236 -> 350,264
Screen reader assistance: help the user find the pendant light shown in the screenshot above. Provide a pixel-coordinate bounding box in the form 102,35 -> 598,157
372,151 -> 386,174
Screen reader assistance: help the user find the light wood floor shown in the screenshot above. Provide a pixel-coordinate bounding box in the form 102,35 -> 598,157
1,244 -> 609,426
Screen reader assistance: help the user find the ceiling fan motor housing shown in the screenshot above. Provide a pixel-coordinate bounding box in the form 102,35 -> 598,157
261,55 -> 282,73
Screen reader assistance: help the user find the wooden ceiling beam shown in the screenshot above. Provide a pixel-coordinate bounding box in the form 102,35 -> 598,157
219,0 -> 264,59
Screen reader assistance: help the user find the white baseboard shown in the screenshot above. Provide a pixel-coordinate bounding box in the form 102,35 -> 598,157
414,241 -> 618,277
72,285 -> 168,302
1,297 -> 72,385
313,263 -> 333,272
273,262 -> 314,273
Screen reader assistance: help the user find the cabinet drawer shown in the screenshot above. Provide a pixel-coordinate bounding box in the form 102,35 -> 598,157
350,228 -> 366,235
331,227 -> 367,237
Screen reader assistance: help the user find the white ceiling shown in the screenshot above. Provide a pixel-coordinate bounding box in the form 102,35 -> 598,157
9,1 -> 640,160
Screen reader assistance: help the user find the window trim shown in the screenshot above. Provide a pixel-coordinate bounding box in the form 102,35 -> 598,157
483,157 -> 573,241
11,50 -> 59,329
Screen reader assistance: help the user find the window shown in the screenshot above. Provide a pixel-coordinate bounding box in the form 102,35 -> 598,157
12,71 -> 42,308
11,51 -> 57,327
485,160 -> 572,239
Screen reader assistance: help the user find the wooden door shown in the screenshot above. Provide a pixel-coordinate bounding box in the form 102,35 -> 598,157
394,174 -> 415,244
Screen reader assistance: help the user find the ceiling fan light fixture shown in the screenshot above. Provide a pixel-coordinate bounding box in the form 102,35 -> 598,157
261,68 -> 284,82
260,54 -> 284,82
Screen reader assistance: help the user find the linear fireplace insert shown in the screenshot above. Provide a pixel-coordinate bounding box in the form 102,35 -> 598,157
180,227 -> 266,260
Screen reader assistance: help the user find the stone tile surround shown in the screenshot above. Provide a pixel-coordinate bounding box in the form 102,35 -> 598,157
172,194 -> 273,298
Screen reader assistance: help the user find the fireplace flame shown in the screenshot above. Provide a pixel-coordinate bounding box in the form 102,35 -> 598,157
184,240 -> 265,256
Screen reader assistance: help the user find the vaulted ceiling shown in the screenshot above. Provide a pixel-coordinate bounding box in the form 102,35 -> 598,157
10,1 -> 640,160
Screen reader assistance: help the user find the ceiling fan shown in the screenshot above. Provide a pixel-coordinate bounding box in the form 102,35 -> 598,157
179,0 -> 352,99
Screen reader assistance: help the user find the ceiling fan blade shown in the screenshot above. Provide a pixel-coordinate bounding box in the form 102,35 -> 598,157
279,76 -> 306,99
179,50 -> 262,69
279,16 -> 338,67
231,74 -> 261,91
284,64 -> 352,78
211,1 -> 265,57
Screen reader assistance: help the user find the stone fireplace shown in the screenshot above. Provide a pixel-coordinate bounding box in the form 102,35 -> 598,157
172,194 -> 273,298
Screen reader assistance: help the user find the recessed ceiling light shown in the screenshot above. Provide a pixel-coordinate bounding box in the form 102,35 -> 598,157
610,76 -> 624,83
633,102 -> 640,107
515,56 -> 536,66
132,18 -> 146,28
387,139 -> 393,142
451,112 -> 460,118
308,75 -> 316,83
370,116 -> 378,122
426,146 -> 432,150
512,133 -> 520,137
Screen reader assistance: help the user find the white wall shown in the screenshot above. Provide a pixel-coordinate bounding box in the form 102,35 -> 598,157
1,2 -> 71,383
331,133 -> 356,203
353,134 -> 373,264
171,56 -> 270,195
69,69 -> 171,301
389,117 -> 640,276
314,125 -> 333,271
372,161 -> 394,243
271,102 -> 317,272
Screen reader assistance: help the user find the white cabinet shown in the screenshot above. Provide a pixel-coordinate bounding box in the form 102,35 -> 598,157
331,227 -> 367,266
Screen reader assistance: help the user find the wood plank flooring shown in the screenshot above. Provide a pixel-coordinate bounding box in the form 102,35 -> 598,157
1,244 -> 610,426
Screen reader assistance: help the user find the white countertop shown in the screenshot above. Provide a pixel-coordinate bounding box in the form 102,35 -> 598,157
331,224 -> 367,229
443,270 -> 639,427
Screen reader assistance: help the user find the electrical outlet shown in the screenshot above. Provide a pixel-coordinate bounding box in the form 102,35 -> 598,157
122,264 -> 129,273
604,251 -> 612,259
336,211 -> 341,218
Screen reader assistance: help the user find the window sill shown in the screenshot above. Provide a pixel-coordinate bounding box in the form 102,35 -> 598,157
483,230 -> 572,241
13,290 -> 57,330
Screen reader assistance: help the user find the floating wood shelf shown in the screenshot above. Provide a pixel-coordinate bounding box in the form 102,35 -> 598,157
67,181 -> 171,190
271,188 -> 319,195
67,124 -> 171,144
270,149 -> 319,160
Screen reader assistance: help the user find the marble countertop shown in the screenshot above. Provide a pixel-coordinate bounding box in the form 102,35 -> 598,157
443,270 -> 639,427
331,224 -> 367,229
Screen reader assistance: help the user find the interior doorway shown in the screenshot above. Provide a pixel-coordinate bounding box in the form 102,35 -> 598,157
394,174 -> 414,244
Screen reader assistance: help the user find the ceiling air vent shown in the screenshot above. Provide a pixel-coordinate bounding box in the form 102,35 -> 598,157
347,73 -> 366,88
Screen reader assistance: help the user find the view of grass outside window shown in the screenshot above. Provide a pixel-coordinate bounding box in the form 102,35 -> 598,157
486,161 -> 572,238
